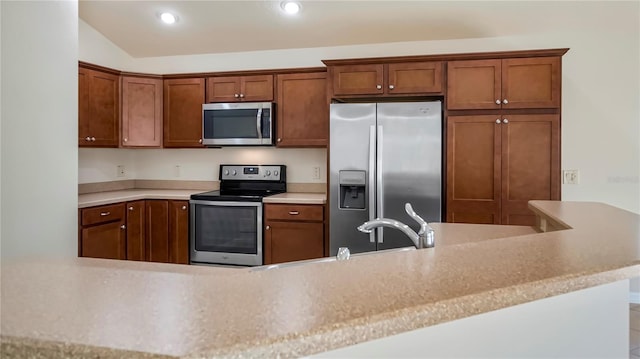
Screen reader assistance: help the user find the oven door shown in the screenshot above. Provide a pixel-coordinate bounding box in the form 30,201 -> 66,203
190,200 -> 263,266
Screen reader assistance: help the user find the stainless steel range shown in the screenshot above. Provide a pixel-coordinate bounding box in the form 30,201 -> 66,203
190,164 -> 286,266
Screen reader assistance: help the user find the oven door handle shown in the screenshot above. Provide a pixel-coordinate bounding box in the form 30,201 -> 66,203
256,108 -> 263,139
190,200 -> 263,207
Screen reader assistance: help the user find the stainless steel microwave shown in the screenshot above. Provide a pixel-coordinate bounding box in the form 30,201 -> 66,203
202,102 -> 273,146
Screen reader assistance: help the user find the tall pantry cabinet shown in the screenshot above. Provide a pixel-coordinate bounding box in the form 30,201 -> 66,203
445,51 -> 566,226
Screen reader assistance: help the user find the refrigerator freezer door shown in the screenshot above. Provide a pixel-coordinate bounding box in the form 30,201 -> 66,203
376,102 -> 442,251
329,103 -> 377,255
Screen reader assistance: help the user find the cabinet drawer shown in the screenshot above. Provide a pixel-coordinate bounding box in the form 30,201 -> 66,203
264,204 -> 324,221
81,203 -> 125,226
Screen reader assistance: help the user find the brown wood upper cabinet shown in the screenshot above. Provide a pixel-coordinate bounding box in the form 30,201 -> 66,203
446,114 -> 560,226
447,57 -> 561,110
121,76 -> 163,147
78,66 -> 120,147
275,72 -> 328,147
163,78 -> 205,148
329,61 -> 443,97
206,75 -> 274,103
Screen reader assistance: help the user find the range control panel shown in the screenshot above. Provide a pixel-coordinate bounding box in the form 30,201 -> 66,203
219,165 -> 286,181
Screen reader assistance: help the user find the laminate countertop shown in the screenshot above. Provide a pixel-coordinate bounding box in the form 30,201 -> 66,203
3,201 -> 639,358
78,190 -> 326,208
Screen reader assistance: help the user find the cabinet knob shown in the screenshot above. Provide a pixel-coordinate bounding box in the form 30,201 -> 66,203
503,119 -> 509,124
495,119 -> 501,124
91,137 -> 96,141
239,93 -> 245,98
182,205 -> 187,210
266,225 -> 270,230
376,85 -> 382,90
123,138 -> 128,142
388,85 -> 395,90
120,224 -> 126,230
277,138 -> 282,142
198,139 -> 203,143
85,137 -> 91,141
503,99 -> 509,104
495,99 -> 501,105
234,94 -> 239,98
128,206 -> 134,211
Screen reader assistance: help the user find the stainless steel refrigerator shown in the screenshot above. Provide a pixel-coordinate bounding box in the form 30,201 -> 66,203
329,101 -> 442,255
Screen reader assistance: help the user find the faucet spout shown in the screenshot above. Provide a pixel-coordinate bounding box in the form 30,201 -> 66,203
357,218 -> 421,248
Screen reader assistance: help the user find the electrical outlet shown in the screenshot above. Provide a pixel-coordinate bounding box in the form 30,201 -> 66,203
562,170 -> 579,184
312,166 -> 321,180
117,165 -> 125,177
175,165 -> 181,178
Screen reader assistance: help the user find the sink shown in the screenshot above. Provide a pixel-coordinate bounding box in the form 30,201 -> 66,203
250,246 -> 415,272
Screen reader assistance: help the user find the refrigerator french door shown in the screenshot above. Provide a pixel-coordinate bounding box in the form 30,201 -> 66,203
329,102 -> 442,255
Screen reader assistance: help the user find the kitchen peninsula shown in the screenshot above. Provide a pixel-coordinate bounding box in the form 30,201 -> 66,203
2,200 -> 639,358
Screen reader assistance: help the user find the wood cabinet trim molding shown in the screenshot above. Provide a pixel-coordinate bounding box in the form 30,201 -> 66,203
79,61 -> 121,76
163,66 -> 327,80
322,48 -> 569,66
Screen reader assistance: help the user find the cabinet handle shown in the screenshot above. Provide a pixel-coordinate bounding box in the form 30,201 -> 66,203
495,119 -> 501,124
182,205 -> 187,210
100,211 -> 111,216
503,99 -> 509,104
495,99 -> 501,105
198,139 -> 203,144
239,93 -> 245,98
234,94 -> 239,98
376,85 -> 382,90
288,211 -> 300,215
388,85 -> 395,90
128,206 -> 134,211
277,138 -> 282,142
266,225 -> 270,230
503,119 -> 509,124
121,224 -> 126,230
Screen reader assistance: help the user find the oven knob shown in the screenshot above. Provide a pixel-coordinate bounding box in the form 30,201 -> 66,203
274,170 -> 279,176
232,170 -> 237,176
265,170 -> 271,176
224,170 -> 229,176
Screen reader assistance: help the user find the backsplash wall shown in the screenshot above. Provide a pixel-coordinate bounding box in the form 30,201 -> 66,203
78,148 -> 327,184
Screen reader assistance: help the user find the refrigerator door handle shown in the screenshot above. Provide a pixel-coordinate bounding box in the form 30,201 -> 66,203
376,125 -> 384,244
368,125 -> 376,243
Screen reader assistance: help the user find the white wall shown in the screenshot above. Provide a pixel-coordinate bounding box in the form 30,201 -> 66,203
1,1 -> 78,258
78,18 -> 131,70
78,4 -> 639,215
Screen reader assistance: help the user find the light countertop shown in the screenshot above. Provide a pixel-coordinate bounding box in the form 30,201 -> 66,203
79,190 -> 325,208
3,201 -> 639,358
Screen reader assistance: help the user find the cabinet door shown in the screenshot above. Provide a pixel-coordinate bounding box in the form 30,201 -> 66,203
275,72 -> 328,147
81,220 -> 126,260
446,59 -> 501,110
126,200 -> 146,261
206,76 -> 241,102
501,114 -> 560,225
121,76 -> 163,147
163,78 -> 205,148
81,68 -> 120,147
502,57 -> 561,109
331,64 -> 384,96
241,75 -> 274,102
169,200 -> 190,264
146,200 -> 170,262
264,221 -> 324,264
446,115 -> 501,224
387,62 -> 443,94
78,68 -> 91,144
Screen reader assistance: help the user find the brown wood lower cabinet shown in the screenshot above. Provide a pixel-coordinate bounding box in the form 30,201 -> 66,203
80,199 -> 190,264
264,204 -> 325,265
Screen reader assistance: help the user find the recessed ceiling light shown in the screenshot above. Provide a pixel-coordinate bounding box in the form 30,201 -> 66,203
160,12 -> 177,24
281,1 -> 301,15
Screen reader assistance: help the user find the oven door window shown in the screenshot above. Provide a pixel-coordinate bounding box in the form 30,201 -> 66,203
194,204 -> 259,254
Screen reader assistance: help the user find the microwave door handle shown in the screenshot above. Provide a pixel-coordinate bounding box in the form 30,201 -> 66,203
256,108 -> 263,139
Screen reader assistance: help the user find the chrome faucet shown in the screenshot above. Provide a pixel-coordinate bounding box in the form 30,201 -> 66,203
357,203 -> 435,249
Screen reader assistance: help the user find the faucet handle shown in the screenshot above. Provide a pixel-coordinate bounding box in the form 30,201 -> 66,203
405,203 -> 427,228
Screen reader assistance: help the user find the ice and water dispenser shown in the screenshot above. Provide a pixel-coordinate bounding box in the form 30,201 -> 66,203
338,170 -> 366,210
